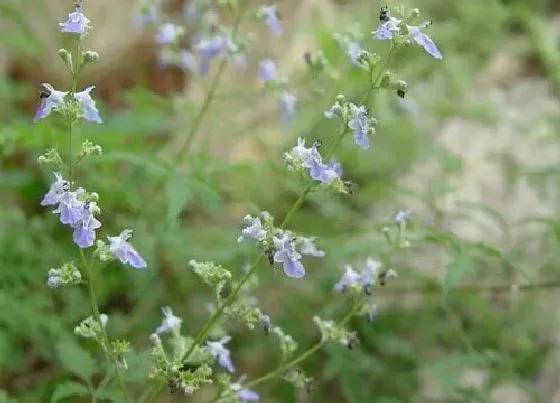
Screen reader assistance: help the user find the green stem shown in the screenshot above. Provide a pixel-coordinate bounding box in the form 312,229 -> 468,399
131,3 -> 246,227
80,251 -> 132,403
205,297 -> 365,402
140,41 -> 397,403
246,299 -> 364,389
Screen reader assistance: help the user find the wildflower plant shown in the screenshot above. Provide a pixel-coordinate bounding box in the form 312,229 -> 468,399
35,1 -> 446,402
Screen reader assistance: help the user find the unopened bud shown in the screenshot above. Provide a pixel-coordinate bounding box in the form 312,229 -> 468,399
58,48 -> 73,71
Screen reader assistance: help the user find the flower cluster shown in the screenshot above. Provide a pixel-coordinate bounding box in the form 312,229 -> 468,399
237,212 -> 324,278
284,137 -> 345,188
334,258 -> 397,295
46,261 -> 82,288
373,7 -> 442,60
41,172 -> 102,249
324,94 -> 377,150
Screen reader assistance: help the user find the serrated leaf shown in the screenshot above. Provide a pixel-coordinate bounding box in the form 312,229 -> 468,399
56,340 -> 97,381
166,174 -> 193,223
51,381 -> 89,402
442,248 -> 474,297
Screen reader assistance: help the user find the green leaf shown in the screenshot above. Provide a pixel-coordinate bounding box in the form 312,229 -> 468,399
166,174 -> 193,223
56,340 -> 97,381
51,381 -> 90,402
94,389 -> 123,402
442,248 -> 475,297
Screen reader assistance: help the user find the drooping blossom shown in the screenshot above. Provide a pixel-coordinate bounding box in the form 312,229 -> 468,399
207,335 -> 235,373
108,230 -> 147,269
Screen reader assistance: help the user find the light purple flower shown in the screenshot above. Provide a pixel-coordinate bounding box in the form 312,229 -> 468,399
41,172 -> 68,206
334,265 -> 360,293
74,86 -> 102,123
347,41 -> 364,67
155,306 -> 182,334
358,258 -> 381,294
299,237 -> 325,258
233,384 -> 260,402
156,23 -> 180,45
407,22 -> 442,60
324,99 -> 343,119
259,58 -> 278,82
72,201 -> 101,248
321,158 -> 343,184
59,7 -> 91,34
108,229 -> 147,269
348,104 -> 370,149
273,234 -> 305,278
280,91 -> 296,125
259,5 -> 282,35
34,84 -> 102,123
395,210 -> 411,224
372,16 -> 401,40
238,215 -> 266,243
195,35 -> 226,75
207,335 -> 235,373
34,84 -> 68,122
53,188 -> 85,225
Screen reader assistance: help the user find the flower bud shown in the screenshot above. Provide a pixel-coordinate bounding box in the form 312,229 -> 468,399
58,48 -> 73,71
82,50 -> 99,64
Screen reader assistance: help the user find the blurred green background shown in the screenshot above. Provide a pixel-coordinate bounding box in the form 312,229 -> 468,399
1,0 -> 560,402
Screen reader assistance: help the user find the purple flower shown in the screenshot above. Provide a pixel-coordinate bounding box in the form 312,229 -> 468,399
259,5 -> 282,35
407,22 -> 442,60
238,389 -> 260,401
34,84 -> 67,122
273,234 -> 305,278
108,229 -> 147,269
238,215 -> 266,243
155,306 -> 182,334
207,336 -> 235,373
321,158 -> 343,184
394,210 -> 411,224
347,41 -> 364,67
259,58 -> 278,82
59,7 -> 91,34
358,258 -> 381,294
74,86 -> 102,123
34,84 -> 102,123
195,35 -> 226,75
348,104 -> 370,149
53,188 -> 85,226
156,23 -> 180,45
324,99 -> 343,119
72,201 -> 101,248
280,91 -> 296,125
334,265 -> 360,293
41,172 -> 68,206
299,237 -> 325,258
372,17 -> 400,40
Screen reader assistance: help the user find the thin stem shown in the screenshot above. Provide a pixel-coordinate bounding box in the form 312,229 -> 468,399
140,40 -> 397,403
131,3 -> 246,228
80,251 -> 132,403
206,297 -> 365,403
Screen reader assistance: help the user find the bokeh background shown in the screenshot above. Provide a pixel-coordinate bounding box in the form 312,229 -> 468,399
1,0 -> 560,402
